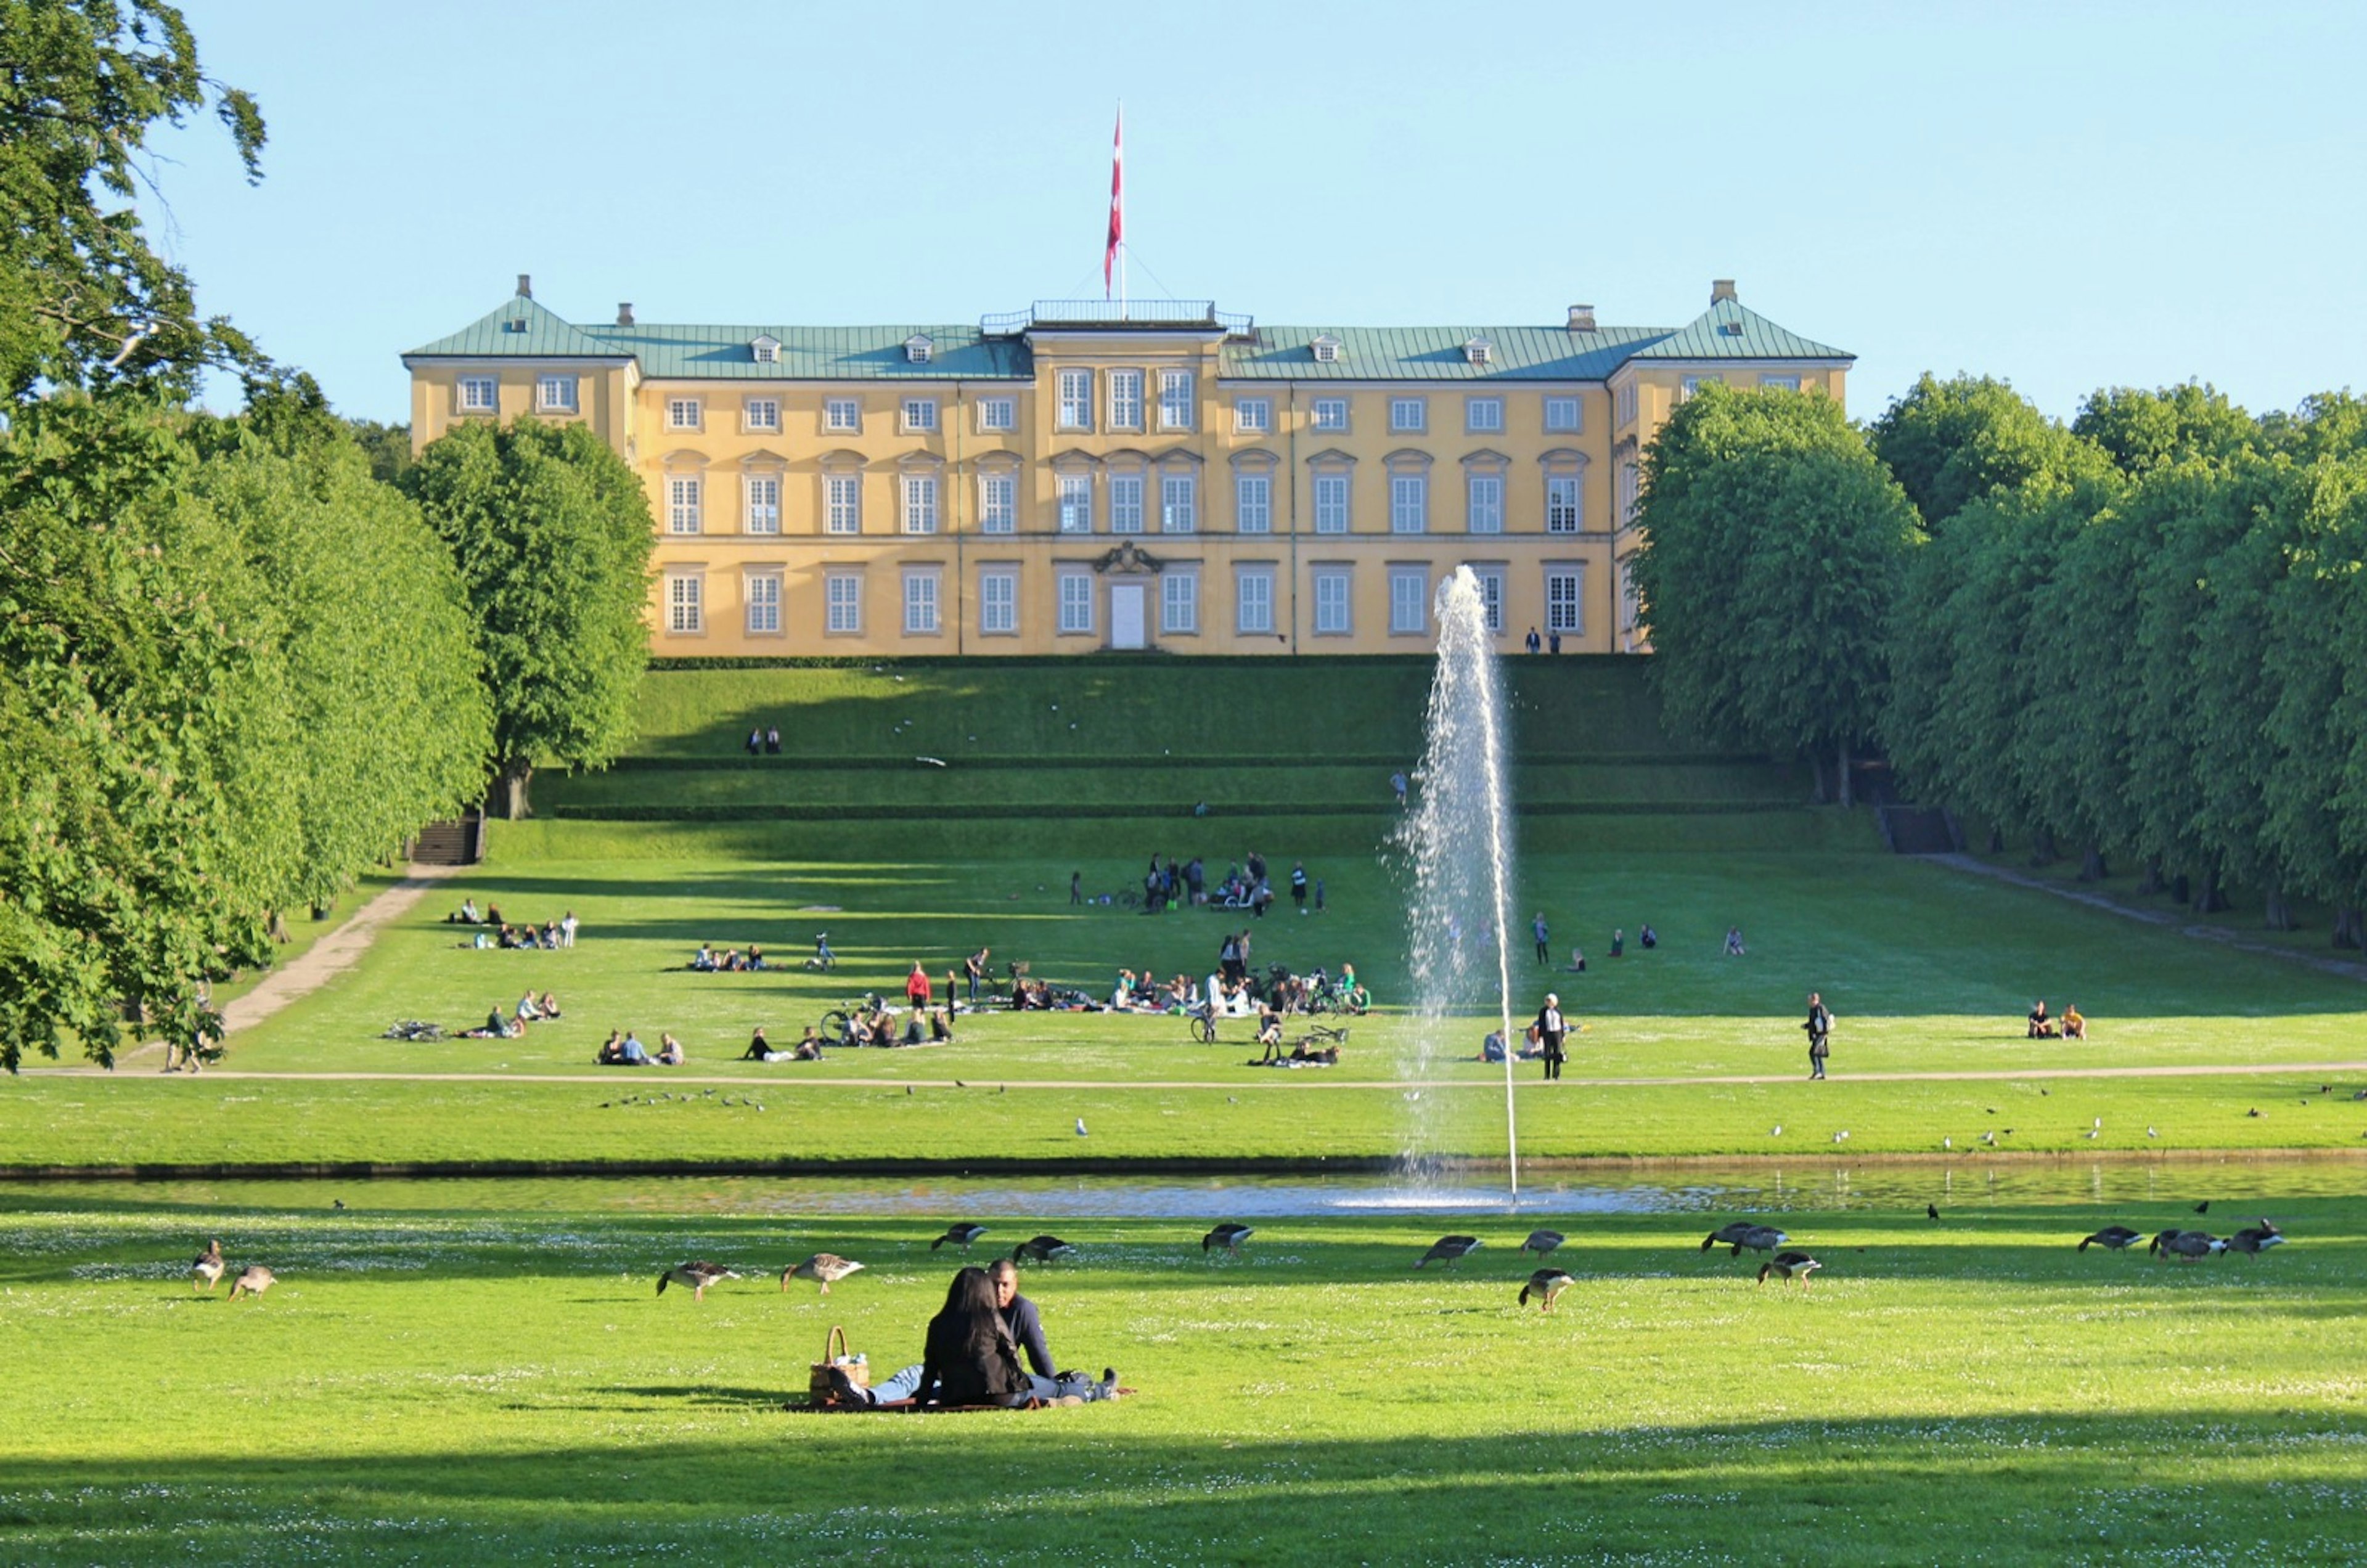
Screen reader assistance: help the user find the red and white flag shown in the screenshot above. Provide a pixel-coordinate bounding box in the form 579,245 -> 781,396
1104,106 -> 1124,296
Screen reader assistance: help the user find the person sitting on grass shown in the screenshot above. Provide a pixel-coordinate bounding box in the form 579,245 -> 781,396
486,1005 -> 518,1040
2028,1000 -> 2058,1039
1640,924 -> 1658,950
536,990 -> 562,1020
929,1008 -> 955,1043
1339,963 -> 1371,1015
691,944 -> 717,973
746,944 -> 766,970
1725,926 -> 1747,957
1568,947 -> 1587,973
516,990 -> 542,1024
2062,1003 -> 2087,1040
742,1026 -> 774,1061
448,898 -> 480,926
656,1032 -> 685,1066
827,1267 -> 1049,1410
1254,1004 -> 1286,1061
796,1026 -> 825,1060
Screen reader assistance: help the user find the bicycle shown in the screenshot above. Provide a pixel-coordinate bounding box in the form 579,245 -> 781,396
818,992 -> 887,1046
802,933 -> 836,973
1188,1002 -> 1220,1045
380,1019 -> 445,1042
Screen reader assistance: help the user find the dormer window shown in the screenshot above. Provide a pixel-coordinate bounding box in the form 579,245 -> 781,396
751,335 -> 781,363
1464,336 -> 1493,365
501,317 -> 528,335
905,334 -> 934,364
1311,334 -> 1341,364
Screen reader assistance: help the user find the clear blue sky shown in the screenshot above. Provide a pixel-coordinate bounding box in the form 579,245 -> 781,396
145,1 -> 2366,428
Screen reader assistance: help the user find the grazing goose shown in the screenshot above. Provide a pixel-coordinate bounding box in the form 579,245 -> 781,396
228,1265 -> 276,1300
2225,1220 -> 2284,1255
1012,1235 -> 1074,1265
1518,1268 -> 1576,1312
1520,1229 -> 1566,1257
931,1223 -> 989,1252
1202,1223 -> 1255,1255
1756,1251 -> 1821,1290
1700,1222 -> 1760,1254
1415,1235 -> 1483,1270
191,1239 -> 226,1294
782,1254 -> 865,1294
2078,1225 -> 2144,1252
2152,1230 -> 2221,1261
1728,1225 -> 1789,1258
656,1261 -> 737,1301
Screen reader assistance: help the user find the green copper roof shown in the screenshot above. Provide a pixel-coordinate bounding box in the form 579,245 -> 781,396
405,292 -> 1848,382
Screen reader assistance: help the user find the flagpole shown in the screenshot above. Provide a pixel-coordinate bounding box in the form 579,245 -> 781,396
1116,103 -> 1127,319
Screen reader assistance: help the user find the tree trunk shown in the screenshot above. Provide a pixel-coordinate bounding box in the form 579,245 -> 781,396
2078,846 -> 2107,883
1987,824 -> 2005,855
1837,739 -> 1853,809
2336,906 -> 2363,951
2136,857 -> 2164,897
2190,865 -> 2228,916
495,759 -> 534,821
2171,872 -> 2191,905
2029,827 -> 2058,867
1807,753 -> 1831,805
2263,885 -> 2295,932
267,910 -> 291,944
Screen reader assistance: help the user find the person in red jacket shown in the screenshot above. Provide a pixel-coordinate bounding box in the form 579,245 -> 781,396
906,962 -> 933,1008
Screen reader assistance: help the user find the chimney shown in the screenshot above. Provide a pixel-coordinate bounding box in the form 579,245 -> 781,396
1711,279 -> 1737,304
516,273 -> 533,299
616,303 -> 635,326
1566,304 -> 1596,332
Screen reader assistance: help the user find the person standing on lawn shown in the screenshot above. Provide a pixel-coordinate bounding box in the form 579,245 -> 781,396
965,947 -> 989,1003
1291,862 -> 1310,915
1532,911 -> 1550,965
1804,992 -> 1832,1079
1533,992 -> 1569,1081
906,962 -> 933,1010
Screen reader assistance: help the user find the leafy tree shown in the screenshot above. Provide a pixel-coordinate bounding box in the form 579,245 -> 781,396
346,418 -> 416,488
2019,478 -> 2143,878
1634,385 -> 1916,804
2072,383 -> 2256,475
2259,391 -> 2367,465
407,420 -> 655,818
1868,373 -> 2114,530
0,0 -> 266,403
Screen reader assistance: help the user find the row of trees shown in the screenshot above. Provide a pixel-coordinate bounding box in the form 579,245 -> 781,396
1,4 -> 653,1069
1638,374 -> 2367,942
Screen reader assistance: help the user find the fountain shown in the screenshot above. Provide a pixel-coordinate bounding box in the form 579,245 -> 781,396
1394,566 -> 1521,1195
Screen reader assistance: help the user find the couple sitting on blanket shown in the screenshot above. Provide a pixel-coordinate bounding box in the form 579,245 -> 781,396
825,1259 -> 1118,1409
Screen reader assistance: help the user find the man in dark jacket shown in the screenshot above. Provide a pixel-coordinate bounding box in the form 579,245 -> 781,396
991,1259 -> 1116,1402
1804,992 -> 1832,1079
1534,992 -> 1569,1081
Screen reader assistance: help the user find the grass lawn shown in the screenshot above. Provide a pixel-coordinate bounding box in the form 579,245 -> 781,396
1,1183 -> 2360,1566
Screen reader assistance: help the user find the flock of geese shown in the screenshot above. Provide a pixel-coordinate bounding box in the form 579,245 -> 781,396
188,1208 -> 2292,1306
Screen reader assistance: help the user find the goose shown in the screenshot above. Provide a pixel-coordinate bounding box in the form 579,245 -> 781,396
2078,1225 -> 2144,1252
1518,1268 -> 1576,1312
1519,1229 -> 1566,1257
1202,1223 -> 1255,1255
228,1264 -> 276,1300
2152,1230 -> 2220,1261
191,1239 -> 226,1293
1728,1224 -> 1789,1258
1012,1235 -> 1074,1265
782,1254 -> 865,1294
1415,1235 -> 1483,1269
1756,1251 -> 1821,1289
1700,1222 -> 1760,1254
931,1223 -> 989,1252
2225,1220 -> 2284,1255
656,1261 -> 737,1301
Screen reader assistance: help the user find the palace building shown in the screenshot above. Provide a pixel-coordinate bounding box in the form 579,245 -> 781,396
401,280 -> 1849,657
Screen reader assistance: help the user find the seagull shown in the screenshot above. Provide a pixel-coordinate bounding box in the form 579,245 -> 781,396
1076,1118 -> 1089,1137
1981,1131 -> 1997,1146
1770,1125 -> 1782,1137
1942,1136 -> 1953,1150
2093,1118 -> 2103,1130
2148,1127 -> 2159,1138
1832,1130 -> 1849,1143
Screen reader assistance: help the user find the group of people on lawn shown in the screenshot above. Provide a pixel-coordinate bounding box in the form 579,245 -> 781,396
597,1027 -> 683,1066
2027,999 -> 2087,1039
448,899 -> 578,952
689,943 -> 767,972
462,990 -> 564,1040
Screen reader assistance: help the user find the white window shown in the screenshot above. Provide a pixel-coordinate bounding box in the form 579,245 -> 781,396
902,473 -> 938,534
1620,560 -> 1640,631
979,473 -> 1016,534
978,396 -> 1016,432
1390,396 -> 1426,434
902,398 -> 938,433
1236,473 -> 1271,534
751,335 -> 780,364
1162,570 -> 1198,635
1161,472 -> 1196,534
825,474 -> 862,534
536,375 -> 576,413
1108,369 -> 1143,430
1313,570 -> 1351,635
745,474 -> 780,534
457,375 -> 497,412
1548,566 -> 1585,635
1547,475 -> 1582,534
666,573 -> 703,634
1235,567 -> 1275,635
1057,473 -> 1093,533
980,568 -> 1018,635
1110,473 -> 1144,535
825,397 -> 861,433
1158,369 -> 1194,430
1389,568 -> 1428,635
743,397 -> 780,433
1680,375 -> 1720,402
1312,397 -> 1349,432
1760,374 -> 1802,391
1543,396 -> 1581,433
745,571 -> 782,634
1617,383 -> 1638,425
1468,473 -> 1503,535
1466,396 -> 1503,435
1235,398 -> 1271,434
666,397 -> 701,431
1619,462 -> 1640,525
1469,566 -> 1505,632
1058,572 -> 1094,634
1314,472 -> 1350,534
903,571 -> 940,635
666,475 -> 703,534
825,572 -> 862,634
1057,369 -> 1093,430
1391,473 -> 1427,534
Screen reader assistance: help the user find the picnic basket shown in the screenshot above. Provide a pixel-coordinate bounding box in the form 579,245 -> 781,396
809,1324 -> 869,1402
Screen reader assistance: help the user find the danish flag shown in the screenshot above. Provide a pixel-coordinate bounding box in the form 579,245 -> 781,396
1104,107 -> 1124,296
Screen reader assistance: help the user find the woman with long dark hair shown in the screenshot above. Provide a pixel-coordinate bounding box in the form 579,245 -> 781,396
914,1266 -> 1031,1407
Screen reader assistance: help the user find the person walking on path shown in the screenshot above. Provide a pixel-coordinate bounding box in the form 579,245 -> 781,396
1804,992 -> 1832,1079
1533,992 -> 1569,1081
1532,912 -> 1550,965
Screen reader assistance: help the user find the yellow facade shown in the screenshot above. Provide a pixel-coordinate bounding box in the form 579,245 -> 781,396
404,283 -> 1849,657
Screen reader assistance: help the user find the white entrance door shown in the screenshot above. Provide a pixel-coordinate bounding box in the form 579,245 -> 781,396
1110,582 -> 1147,650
